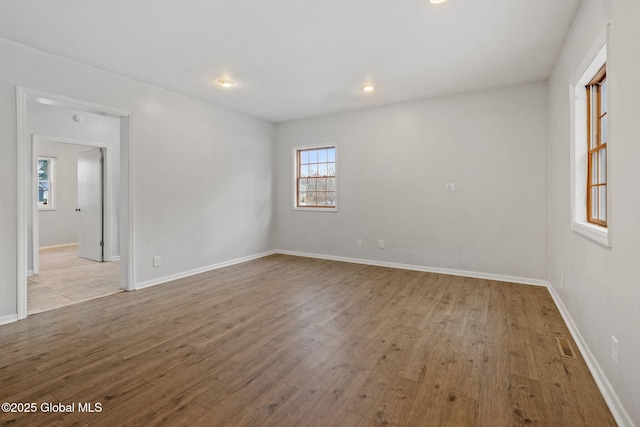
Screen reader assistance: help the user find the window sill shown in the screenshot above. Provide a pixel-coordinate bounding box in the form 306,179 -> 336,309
38,207 -> 56,211
292,207 -> 338,213
572,221 -> 609,247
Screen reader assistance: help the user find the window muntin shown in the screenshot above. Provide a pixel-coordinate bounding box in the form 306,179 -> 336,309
295,146 -> 336,208
586,65 -> 607,227
38,156 -> 56,210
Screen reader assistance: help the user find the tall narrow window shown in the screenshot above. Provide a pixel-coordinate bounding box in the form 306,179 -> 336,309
38,156 -> 57,210
586,65 -> 607,227
294,146 -> 336,209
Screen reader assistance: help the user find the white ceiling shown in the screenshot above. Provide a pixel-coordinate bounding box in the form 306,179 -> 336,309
0,0 -> 582,122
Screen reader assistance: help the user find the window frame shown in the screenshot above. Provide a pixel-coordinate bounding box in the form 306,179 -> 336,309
37,155 -> 57,211
570,36 -> 609,246
586,65 -> 607,227
292,144 -> 337,212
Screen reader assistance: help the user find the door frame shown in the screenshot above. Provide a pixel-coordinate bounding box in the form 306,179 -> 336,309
32,136 -> 115,274
17,86 -> 135,320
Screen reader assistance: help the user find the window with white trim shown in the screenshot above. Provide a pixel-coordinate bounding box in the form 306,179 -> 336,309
38,156 -> 57,210
293,146 -> 336,210
571,40 -> 608,245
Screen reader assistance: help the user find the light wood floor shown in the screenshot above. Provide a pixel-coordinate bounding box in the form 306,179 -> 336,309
28,245 -> 122,314
1,255 -> 615,426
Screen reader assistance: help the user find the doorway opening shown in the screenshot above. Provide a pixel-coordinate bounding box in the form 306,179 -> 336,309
29,138 -> 121,314
17,87 -> 134,320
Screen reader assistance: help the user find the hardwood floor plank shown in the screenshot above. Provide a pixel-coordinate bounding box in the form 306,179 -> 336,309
347,376 -> 419,426
509,375 -> 549,426
477,342 -> 512,426
325,409 -> 378,427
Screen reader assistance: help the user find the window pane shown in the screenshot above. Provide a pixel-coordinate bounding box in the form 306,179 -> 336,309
589,87 -> 598,150
317,178 -> 326,191
309,150 -> 318,163
318,163 -> 328,177
300,165 -> 309,177
307,192 -> 317,206
299,178 -> 308,192
309,164 -> 318,176
591,187 -> 598,219
38,159 -> 49,181
328,163 -> 335,176
317,192 -> 326,205
39,182 -> 49,204
600,114 -> 607,144
318,149 -> 328,163
299,192 -> 307,205
599,186 -> 607,220
327,192 -> 336,206
591,153 -> 598,184
600,80 -> 607,114
307,178 -> 317,191
328,148 -> 335,162
327,177 -> 335,191
301,151 -> 309,164
599,149 -> 606,184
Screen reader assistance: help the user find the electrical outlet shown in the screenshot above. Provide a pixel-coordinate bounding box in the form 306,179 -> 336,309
378,240 -> 384,249
357,239 -> 362,247
611,335 -> 618,365
153,256 -> 161,267
445,183 -> 455,192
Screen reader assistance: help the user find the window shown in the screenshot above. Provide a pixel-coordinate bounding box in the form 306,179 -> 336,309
571,38 -> 608,246
294,145 -> 336,210
586,65 -> 607,226
38,156 -> 57,210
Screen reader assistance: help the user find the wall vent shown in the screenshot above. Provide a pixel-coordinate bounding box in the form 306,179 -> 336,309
556,337 -> 578,359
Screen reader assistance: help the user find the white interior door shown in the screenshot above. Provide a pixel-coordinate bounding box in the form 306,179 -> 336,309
77,148 -> 103,262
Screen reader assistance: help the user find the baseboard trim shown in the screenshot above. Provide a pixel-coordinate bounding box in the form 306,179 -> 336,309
547,284 -> 634,427
110,256 -> 121,262
0,313 -> 18,326
276,249 -> 548,287
134,250 -> 277,291
39,243 -> 78,250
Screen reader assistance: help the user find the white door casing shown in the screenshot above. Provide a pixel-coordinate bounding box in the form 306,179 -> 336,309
17,86 -> 135,320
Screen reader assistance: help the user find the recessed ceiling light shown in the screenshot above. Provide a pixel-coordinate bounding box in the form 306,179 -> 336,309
430,0 -> 448,3
361,84 -> 376,93
217,79 -> 235,88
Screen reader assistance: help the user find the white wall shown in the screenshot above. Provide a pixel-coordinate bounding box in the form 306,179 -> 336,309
275,83 -> 548,281
548,0 -> 639,424
0,37 -> 275,320
37,142 -> 83,248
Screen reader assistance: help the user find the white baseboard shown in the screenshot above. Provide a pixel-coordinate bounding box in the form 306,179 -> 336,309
27,270 -> 34,277
110,256 -> 121,262
134,250 -> 277,291
547,284 -> 634,427
0,313 -> 18,326
39,243 -> 78,250
276,249 -> 548,287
